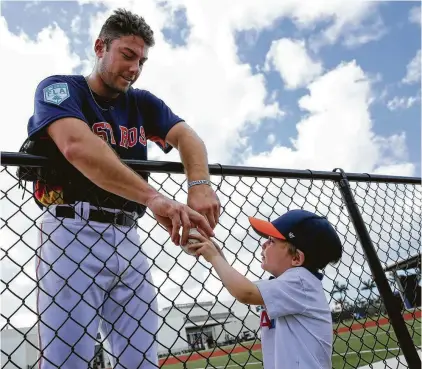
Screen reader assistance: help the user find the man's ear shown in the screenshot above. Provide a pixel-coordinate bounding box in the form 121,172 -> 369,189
94,38 -> 106,58
291,249 -> 305,267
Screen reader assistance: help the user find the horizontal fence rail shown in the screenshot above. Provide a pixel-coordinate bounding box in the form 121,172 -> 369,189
1,152 -> 421,369
2,152 -> 421,183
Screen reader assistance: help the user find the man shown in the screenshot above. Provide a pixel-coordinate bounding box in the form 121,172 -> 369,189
27,8 -> 220,369
189,209 -> 343,369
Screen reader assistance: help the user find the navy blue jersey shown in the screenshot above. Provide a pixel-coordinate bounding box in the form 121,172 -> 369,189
27,74 -> 183,214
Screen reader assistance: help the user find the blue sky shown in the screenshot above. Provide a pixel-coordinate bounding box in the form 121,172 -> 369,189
235,2 -> 421,169
1,0 -> 420,176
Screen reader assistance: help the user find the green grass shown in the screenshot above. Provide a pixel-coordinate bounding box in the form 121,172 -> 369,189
331,321 -> 421,369
162,318 -> 421,369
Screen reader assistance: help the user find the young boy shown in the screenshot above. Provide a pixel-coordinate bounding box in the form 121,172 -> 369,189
188,209 -> 343,369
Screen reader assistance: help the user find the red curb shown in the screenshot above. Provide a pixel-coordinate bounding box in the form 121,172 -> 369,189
333,309 -> 421,334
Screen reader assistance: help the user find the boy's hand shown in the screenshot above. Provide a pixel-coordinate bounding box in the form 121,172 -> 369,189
187,231 -> 226,263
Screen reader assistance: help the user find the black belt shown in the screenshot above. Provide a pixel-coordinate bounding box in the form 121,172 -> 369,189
55,206 -> 137,227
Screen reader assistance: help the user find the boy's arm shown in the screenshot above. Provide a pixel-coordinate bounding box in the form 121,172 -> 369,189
188,232 -> 264,305
211,256 -> 264,306
191,234 -> 308,319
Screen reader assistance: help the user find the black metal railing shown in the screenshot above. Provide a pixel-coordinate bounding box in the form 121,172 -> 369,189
1,152 -> 421,369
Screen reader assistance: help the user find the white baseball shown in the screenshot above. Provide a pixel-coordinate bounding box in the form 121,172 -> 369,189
180,228 -> 201,255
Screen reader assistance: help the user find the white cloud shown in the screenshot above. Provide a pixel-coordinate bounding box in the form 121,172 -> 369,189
409,6 -> 421,26
264,38 -> 323,90
372,163 -> 415,177
70,15 -> 81,33
243,60 -> 415,176
374,132 -> 409,164
0,17 -> 81,152
177,0 -> 379,40
387,95 -> 420,111
307,2 -> 383,50
342,16 -> 387,48
402,49 -> 421,85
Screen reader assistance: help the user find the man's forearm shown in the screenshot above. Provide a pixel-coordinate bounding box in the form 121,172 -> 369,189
176,131 -> 210,182
64,133 -> 159,205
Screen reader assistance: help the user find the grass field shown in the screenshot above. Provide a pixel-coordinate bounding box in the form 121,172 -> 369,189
161,316 -> 421,369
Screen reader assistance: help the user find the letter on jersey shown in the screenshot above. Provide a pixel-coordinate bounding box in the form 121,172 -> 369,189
128,128 -> 137,148
120,126 -> 129,148
94,124 -> 148,149
260,310 -> 275,329
92,122 -> 116,144
139,126 -> 147,146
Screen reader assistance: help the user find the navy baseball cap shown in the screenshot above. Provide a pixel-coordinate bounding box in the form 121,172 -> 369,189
249,209 -> 343,269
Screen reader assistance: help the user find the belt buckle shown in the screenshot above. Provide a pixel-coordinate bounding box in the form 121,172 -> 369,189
114,212 -> 122,225
113,211 -> 135,226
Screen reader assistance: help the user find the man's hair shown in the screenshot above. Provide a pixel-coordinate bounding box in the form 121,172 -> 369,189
99,8 -> 155,49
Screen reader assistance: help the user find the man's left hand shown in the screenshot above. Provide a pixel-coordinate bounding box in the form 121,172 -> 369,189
187,184 -> 220,229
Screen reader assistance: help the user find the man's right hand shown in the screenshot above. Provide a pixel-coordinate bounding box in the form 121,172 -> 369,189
145,194 -> 215,246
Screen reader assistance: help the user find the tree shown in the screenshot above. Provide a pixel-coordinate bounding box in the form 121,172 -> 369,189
361,279 -> 376,292
361,279 -> 378,305
332,281 -> 349,309
356,297 -> 367,308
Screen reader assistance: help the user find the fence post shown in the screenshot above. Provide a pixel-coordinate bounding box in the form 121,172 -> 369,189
334,168 -> 421,369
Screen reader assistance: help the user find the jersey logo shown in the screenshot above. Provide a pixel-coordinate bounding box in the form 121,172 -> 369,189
92,122 -> 147,148
43,83 -> 70,105
260,310 -> 275,329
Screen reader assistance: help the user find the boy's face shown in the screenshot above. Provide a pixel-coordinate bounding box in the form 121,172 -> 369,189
260,236 -> 305,277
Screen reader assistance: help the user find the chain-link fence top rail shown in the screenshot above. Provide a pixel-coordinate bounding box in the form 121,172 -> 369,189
1,153 -> 421,369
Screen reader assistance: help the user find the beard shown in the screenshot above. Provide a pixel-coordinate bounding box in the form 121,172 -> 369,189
98,63 -> 131,95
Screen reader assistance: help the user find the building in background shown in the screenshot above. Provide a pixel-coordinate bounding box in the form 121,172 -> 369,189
1,326 -> 39,369
156,299 -> 260,356
1,299 -> 260,369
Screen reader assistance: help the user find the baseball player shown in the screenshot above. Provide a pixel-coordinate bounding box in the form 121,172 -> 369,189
189,209 -> 343,369
26,8 -> 220,369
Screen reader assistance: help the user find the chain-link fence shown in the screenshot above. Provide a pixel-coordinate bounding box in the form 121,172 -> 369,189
1,152 -> 421,369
